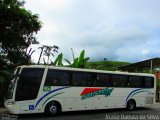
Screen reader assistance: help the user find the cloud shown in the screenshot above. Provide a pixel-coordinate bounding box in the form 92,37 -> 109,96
25,0 -> 160,63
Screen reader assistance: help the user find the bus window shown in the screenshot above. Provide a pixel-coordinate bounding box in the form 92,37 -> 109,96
72,72 -> 91,86
94,74 -> 111,87
112,75 -> 127,87
144,77 -> 154,88
44,70 -> 69,86
128,76 -> 143,88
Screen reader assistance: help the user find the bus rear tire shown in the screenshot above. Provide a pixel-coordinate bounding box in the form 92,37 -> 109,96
126,99 -> 136,110
45,101 -> 61,116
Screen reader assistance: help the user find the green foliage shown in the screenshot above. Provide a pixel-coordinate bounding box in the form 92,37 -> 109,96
51,53 -> 63,66
156,79 -> 160,88
85,61 -> 130,71
0,0 -> 42,106
64,58 -> 71,65
78,50 -> 90,68
43,45 -> 59,64
72,58 -> 79,68
0,69 -> 10,106
0,70 -> 10,86
0,0 -> 42,67
38,45 -> 59,64
65,50 -> 90,68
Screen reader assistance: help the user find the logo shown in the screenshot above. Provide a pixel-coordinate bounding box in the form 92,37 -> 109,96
29,105 -> 35,110
80,88 -> 114,100
43,86 -> 51,92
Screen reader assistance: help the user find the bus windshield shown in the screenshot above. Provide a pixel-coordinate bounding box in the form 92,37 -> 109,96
15,68 -> 44,101
5,68 -> 20,99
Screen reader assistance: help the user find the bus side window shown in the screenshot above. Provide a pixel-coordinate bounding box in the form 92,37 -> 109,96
144,77 -> 154,88
72,72 -> 91,86
93,74 -> 111,87
112,75 -> 127,87
92,74 -> 97,86
44,69 -> 69,86
128,76 -> 143,88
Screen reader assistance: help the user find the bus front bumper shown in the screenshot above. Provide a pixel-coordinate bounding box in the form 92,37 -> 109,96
4,100 -> 19,114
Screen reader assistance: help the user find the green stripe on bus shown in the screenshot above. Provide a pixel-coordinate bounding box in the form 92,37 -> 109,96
130,90 -> 148,98
42,92 -> 64,107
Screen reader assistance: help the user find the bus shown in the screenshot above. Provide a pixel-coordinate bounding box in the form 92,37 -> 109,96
4,65 -> 156,115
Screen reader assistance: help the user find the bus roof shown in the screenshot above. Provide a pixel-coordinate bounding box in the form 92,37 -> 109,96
19,65 -> 155,77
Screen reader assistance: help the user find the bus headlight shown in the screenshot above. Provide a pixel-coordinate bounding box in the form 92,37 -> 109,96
7,100 -> 15,105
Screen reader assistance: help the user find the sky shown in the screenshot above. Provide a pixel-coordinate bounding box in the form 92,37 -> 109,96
25,0 -> 160,63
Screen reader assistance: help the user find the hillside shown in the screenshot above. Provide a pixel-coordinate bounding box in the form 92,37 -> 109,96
85,61 -> 130,71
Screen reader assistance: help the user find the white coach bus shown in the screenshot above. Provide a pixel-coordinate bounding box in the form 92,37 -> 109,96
5,65 -> 156,115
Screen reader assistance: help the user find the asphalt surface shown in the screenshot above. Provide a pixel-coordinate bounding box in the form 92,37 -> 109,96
1,104 -> 160,120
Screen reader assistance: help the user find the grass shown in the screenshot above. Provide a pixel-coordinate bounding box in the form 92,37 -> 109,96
85,60 -> 130,71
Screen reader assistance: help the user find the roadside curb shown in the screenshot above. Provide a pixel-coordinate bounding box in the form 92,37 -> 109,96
0,108 -> 7,114
154,102 -> 160,107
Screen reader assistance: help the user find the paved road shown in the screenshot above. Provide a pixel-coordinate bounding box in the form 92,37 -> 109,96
1,104 -> 160,120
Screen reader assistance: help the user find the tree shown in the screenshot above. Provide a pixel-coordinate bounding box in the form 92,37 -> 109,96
43,45 -> 59,64
0,69 -> 10,106
65,49 -> 90,68
0,0 -> 42,67
38,45 -> 45,64
0,0 -> 42,106
38,45 -> 59,64
51,53 -> 63,66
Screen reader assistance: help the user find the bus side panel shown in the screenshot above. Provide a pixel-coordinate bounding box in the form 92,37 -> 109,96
93,96 -> 110,109
77,97 -> 94,110
64,97 -> 77,111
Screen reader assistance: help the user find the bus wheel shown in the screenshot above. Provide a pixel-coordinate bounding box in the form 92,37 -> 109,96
45,101 -> 61,116
126,99 -> 136,110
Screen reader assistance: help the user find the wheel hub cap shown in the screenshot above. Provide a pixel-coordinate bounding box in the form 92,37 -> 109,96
50,106 -> 57,114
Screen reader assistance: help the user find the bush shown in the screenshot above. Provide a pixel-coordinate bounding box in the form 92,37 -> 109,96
0,70 -> 10,107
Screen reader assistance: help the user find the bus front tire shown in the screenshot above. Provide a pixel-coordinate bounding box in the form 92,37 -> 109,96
126,99 -> 136,110
45,101 -> 61,116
